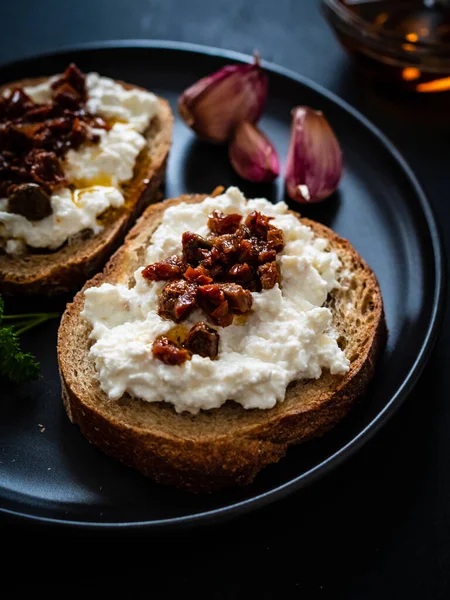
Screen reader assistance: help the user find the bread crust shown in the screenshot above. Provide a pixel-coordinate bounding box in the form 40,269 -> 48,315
58,195 -> 386,492
0,76 -> 173,295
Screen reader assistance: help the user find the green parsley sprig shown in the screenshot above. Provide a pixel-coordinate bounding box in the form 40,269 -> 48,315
0,295 -> 59,383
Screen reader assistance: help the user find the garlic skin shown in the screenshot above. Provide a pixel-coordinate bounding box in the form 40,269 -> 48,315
285,106 -> 342,203
178,54 -> 268,143
229,121 -> 280,183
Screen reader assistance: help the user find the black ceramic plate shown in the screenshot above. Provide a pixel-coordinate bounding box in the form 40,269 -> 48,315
0,42 -> 445,530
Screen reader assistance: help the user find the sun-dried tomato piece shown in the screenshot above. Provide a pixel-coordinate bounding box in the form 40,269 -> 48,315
257,247 -> 276,264
196,283 -> 251,323
267,225 -> 284,252
182,232 -> 214,265
245,211 -> 273,239
220,283 -> 253,314
69,117 -> 89,149
52,63 -> 87,103
158,280 -> 198,322
142,255 -> 186,281
208,210 -> 242,235
29,150 -> 66,191
258,261 -> 280,290
183,265 -> 213,285
15,122 -> 46,144
30,126 -> 53,148
214,234 -> 239,264
197,284 -> 224,306
238,238 -> 260,264
201,261 -> 224,280
198,246 -> 222,276
184,322 -> 219,359
0,89 -> 36,123
0,123 -> 33,153
197,284 -> 233,326
228,262 -> 254,284
234,223 -> 251,241
152,336 -> 190,365
63,63 -> 87,99
7,183 -> 52,221
20,104 -> 63,123
245,279 -> 263,293
31,116 -> 71,148
53,82 -> 83,110
210,301 -> 233,327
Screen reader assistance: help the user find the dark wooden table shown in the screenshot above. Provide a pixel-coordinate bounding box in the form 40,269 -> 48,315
1,1 -> 449,597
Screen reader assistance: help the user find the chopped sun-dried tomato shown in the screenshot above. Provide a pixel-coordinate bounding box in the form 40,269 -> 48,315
214,234 -> 239,264
208,210 -> 242,235
51,63 -> 87,106
20,103 -> 61,123
29,150 -> 66,190
53,82 -> 83,110
228,262 -> 254,284
267,226 -> 285,252
258,247 -> 277,264
197,283 -> 251,324
184,322 -> 219,359
152,337 -> 190,365
158,280 -> 198,322
220,283 -> 253,313
210,301 -> 233,327
143,208 -> 284,347
197,283 -> 225,307
142,255 -> 186,281
183,265 -> 213,285
0,89 -> 36,122
238,238 -> 260,264
196,284 -> 232,327
0,63 -> 108,212
258,261 -> 280,290
182,231 -> 213,265
245,211 -> 273,239
7,183 -> 52,221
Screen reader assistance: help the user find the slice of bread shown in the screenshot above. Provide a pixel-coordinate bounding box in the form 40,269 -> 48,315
0,77 -> 173,295
58,194 -> 386,492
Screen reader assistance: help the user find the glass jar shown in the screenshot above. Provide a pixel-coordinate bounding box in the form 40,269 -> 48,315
322,0 -> 450,92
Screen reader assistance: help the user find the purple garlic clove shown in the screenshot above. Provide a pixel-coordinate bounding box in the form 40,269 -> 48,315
229,121 -> 280,183
178,53 -> 268,144
285,106 -> 343,203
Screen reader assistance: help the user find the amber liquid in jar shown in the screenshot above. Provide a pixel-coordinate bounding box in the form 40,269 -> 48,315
336,0 -> 450,92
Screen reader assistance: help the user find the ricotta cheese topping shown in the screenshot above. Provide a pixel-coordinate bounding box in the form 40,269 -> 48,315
0,187 -> 124,250
0,73 -> 159,254
64,122 -> 147,189
85,72 -> 159,133
82,187 -> 350,414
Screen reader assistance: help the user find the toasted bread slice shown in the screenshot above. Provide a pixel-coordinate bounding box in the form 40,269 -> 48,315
0,76 -> 173,295
58,194 -> 386,492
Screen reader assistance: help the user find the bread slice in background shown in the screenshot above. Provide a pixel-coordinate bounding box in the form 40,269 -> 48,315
0,77 -> 173,295
58,194 -> 386,492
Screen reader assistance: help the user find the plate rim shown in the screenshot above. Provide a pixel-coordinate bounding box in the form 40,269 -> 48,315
0,40 -> 446,530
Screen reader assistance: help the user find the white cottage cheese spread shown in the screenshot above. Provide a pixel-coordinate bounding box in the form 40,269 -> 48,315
0,187 -> 124,250
0,73 -> 159,254
82,187 -> 350,414
64,122 -> 147,188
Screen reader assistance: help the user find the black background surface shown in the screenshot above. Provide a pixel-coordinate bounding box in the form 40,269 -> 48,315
1,1 -> 449,597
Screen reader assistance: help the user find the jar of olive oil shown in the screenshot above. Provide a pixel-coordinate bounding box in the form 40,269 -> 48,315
322,0 -> 450,92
